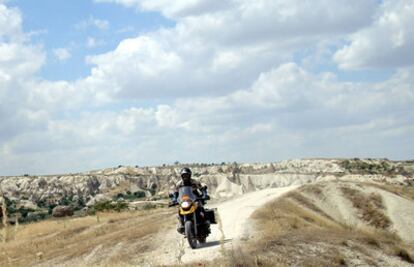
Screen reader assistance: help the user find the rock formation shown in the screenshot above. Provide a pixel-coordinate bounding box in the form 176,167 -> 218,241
0,159 -> 412,221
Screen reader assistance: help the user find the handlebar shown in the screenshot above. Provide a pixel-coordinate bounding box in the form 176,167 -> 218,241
168,201 -> 178,207
168,195 -> 210,207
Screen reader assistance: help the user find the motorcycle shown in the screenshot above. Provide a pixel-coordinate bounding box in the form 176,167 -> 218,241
169,186 -> 216,249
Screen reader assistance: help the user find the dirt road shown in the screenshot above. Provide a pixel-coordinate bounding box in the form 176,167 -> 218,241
146,186 -> 298,265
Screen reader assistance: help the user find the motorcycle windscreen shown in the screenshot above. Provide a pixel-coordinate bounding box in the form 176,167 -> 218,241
178,186 -> 197,204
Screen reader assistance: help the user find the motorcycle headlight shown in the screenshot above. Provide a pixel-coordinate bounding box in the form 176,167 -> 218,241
181,201 -> 192,210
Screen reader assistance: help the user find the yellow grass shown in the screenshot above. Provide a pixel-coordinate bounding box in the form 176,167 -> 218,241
0,208 -> 175,267
192,185 -> 414,266
340,186 -> 391,229
366,182 -> 414,201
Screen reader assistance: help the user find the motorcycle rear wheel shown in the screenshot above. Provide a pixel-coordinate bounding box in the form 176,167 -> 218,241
185,221 -> 197,249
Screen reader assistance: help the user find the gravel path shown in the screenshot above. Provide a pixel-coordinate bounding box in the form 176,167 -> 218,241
145,186 -> 298,266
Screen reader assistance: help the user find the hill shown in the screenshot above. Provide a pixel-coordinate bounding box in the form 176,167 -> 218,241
0,158 -> 413,266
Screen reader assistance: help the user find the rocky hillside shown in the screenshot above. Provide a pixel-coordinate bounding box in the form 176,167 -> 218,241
0,159 -> 413,223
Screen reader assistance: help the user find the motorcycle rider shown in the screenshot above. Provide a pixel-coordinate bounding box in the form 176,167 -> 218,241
172,167 -> 207,196
171,167 -> 210,233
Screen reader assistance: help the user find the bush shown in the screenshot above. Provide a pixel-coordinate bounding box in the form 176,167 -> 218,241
36,199 -> 47,208
93,200 -> 128,212
340,159 -> 401,176
76,198 -> 86,210
133,191 -> 146,198
59,197 -> 71,206
21,211 -> 48,223
142,203 -> 157,210
114,191 -> 146,201
18,207 -> 35,218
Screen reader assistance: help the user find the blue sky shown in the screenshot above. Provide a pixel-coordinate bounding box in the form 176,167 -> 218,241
11,0 -> 173,80
0,0 -> 413,175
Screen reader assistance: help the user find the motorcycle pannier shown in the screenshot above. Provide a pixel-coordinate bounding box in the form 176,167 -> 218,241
205,208 -> 217,224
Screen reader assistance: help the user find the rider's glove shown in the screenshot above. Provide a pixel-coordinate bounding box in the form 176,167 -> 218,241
169,192 -> 179,203
201,187 -> 210,200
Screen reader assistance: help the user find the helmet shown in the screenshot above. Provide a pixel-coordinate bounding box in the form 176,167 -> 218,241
180,167 -> 192,182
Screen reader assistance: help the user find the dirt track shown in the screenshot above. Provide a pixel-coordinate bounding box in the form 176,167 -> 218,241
144,186 -> 298,265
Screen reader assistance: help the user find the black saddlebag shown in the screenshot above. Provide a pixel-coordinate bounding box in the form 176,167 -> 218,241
205,208 -> 217,224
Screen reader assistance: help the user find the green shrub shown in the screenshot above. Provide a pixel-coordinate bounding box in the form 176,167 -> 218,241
133,191 -> 146,198
21,211 -> 48,223
36,199 -> 47,208
93,200 -> 128,212
18,207 -> 35,218
59,197 -> 71,206
340,159 -> 402,176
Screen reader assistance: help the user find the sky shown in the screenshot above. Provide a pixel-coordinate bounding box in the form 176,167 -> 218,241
0,0 -> 413,175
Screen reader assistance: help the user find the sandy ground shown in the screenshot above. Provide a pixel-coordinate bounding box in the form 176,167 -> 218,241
143,185 -> 298,266
376,189 -> 414,242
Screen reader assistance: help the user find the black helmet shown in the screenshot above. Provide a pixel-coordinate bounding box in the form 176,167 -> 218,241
180,167 -> 192,181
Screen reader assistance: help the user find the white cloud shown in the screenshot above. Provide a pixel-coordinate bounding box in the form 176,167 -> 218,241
0,3 -> 24,41
0,42 -> 44,78
92,18 -> 109,30
0,4 -> 46,143
86,37 -> 105,48
53,48 -> 71,61
85,0 -> 378,100
84,36 -> 183,99
154,62 -> 414,144
76,16 -> 109,31
94,0 -> 226,17
2,61 -> 414,174
1,0 -> 414,175
334,0 -> 414,69
0,4 -> 44,79
19,64 -> 414,173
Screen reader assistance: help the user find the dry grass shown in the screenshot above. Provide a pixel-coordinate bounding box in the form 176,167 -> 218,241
165,182 -> 414,267
366,182 -> 414,201
191,185 -> 414,267
300,183 -> 324,196
340,187 -> 391,229
285,191 -> 335,221
248,198 -> 350,266
0,208 -> 174,267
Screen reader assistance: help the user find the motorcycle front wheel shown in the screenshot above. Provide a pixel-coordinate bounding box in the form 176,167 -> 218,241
185,221 -> 197,249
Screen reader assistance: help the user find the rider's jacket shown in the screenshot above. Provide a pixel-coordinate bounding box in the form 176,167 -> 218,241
173,178 -> 203,193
